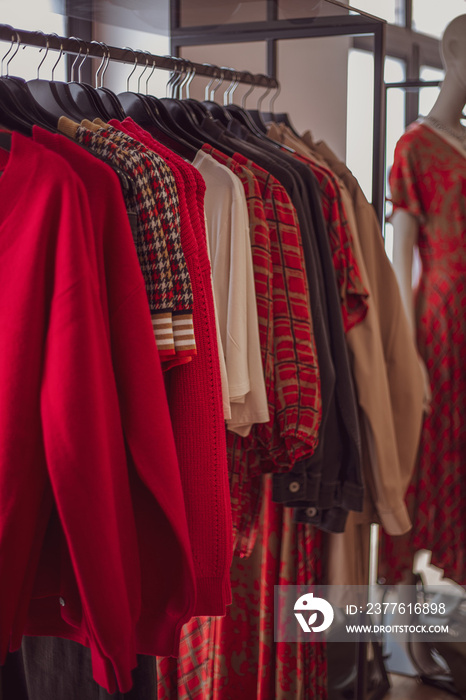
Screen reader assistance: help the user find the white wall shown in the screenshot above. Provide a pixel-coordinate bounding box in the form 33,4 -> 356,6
276,36 -> 349,161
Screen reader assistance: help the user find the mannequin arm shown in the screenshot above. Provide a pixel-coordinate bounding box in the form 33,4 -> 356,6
391,208 -> 418,339
391,208 -> 432,410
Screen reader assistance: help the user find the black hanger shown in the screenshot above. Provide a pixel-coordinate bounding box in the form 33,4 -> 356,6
65,41 -> 113,121
271,112 -> 301,138
228,79 -> 296,153
0,31 -> 56,131
260,80 -> 301,138
116,52 -> 199,160
245,82 -> 273,135
184,98 -> 211,124
91,41 -> 126,120
158,98 -> 206,149
26,34 -> 89,122
0,79 -> 35,135
226,104 -> 265,136
1,75 -> 57,129
154,57 -> 207,148
145,56 -> 210,147
201,69 -> 235,126
224,76 -> 271,138
245,108 -> 267,133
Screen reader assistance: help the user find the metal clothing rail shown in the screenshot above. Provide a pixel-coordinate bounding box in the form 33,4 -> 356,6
169,4 -> 390,700
169,0 -> 387,227
0,23 -> 277,90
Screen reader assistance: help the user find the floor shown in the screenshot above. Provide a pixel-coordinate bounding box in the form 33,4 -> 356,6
383,674 -> 459,699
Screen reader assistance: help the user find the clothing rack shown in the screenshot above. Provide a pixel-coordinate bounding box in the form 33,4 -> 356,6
169,4 -> 389,700
0,24 -> 277,91
0,15 -> 388,700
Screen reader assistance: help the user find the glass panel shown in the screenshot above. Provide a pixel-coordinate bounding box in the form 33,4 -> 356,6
347,51 -> 405,252
413,0 -> 466,38
0,0 -> 65,33
180,0 -> 267,27
384,57 -> 406,260
419,65 -> 444,117
0,0 -> 66,81
346,49 -> 374,202
348,0 -> 404,25
278,0 -> 350,20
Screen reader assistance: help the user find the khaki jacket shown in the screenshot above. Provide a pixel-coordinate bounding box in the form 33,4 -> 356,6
309,137 -> 424,536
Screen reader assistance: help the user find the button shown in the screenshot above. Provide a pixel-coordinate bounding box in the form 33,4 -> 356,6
59,597 -> 65,607
288,481 -> 301,493
306,507 -> 317,518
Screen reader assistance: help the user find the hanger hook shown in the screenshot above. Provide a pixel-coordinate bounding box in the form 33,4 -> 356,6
68,37 -> 83,82
173,56 -> 186,98
165,55 -> 181,97
222,67 -> 236,106
90,40 -> 106,88
37,32 -> 50,80
77,43 -> 90,83
1,26 -> 15,76
203,64 -> 217,101
179,59 -> 193,99
227,70 -> 240,105
136,51 -> 150,93
171,56 -> 185,98
100,42 -> 111,87
210,69 -> 224,101
268,79 -> 281,113
145,52 -> 156,94
48,34 -> 64,81
257,80 -> 273,112
5,30 -> 21,77
185,60 -> 195,99
241,72 -> 256,108
123,46 -> 138,91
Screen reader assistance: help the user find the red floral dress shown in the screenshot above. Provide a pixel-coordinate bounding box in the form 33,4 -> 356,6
380,121 -> 466,585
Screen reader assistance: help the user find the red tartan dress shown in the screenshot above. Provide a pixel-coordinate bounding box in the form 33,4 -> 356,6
380,121 -> 466,585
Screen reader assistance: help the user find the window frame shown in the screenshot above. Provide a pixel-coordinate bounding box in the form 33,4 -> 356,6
353,0 -> 442,128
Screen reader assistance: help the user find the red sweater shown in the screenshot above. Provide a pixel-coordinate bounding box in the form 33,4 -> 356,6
112,118 -> 233,615
0,132 -> 195,693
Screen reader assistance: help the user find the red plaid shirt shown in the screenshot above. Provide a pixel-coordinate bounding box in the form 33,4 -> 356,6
202,145 -> 322,556
291,152 -> 369,332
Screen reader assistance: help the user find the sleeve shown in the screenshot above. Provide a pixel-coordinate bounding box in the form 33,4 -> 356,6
40,174 -> 140,693
388,133 -> 425,221
196,157 -> 251,403
98,165 -> 196,657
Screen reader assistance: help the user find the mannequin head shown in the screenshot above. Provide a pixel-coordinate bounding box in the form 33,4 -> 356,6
441,14 -> 466,89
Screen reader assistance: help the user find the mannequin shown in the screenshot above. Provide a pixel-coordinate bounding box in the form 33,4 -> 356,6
381,15 -> 466,585
392,14 -> 466,410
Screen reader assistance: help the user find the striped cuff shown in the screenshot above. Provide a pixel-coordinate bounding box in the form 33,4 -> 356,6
151,313 -> 175,359
172,313 -> 196,357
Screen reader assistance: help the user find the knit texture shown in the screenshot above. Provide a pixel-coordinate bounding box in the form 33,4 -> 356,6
113,118 -> 233,615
